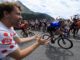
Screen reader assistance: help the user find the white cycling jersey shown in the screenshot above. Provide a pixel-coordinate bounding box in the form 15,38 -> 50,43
0,22 -> 19,59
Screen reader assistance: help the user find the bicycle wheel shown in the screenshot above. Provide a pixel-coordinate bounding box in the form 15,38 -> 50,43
58,38 -> 73,49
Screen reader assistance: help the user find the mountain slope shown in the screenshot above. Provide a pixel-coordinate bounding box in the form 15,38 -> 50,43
16,1 -> 34,14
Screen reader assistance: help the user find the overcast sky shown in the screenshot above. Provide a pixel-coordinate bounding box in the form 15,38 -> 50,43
0,0 -> 80,19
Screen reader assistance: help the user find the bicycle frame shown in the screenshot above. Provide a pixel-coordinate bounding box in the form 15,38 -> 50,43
49,34 -> 66,42
43,33 -> 73,49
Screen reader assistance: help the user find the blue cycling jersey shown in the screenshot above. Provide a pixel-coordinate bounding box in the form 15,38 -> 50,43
47,21 -> 62,32
50,21 -> 60,27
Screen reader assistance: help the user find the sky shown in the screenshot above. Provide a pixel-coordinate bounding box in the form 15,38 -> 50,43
0,0 -> 80,19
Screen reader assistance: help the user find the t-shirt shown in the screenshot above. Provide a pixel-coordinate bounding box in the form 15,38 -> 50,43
0,22 -> 19,59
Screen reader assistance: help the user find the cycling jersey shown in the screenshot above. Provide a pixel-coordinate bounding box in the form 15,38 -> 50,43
50,21 -> 60,27
48,21 -> 61,30
0,22 -> 19,59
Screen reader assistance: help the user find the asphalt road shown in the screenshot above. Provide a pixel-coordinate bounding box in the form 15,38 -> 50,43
16,30 -> 80,60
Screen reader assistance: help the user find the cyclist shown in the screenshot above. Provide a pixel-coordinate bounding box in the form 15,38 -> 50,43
76,20 -> 80,28
19,20 -> 29,37
47,20 -> 66,43
69,18 -> 79,37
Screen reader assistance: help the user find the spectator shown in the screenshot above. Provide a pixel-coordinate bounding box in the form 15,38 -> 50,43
0,2 -> 48,60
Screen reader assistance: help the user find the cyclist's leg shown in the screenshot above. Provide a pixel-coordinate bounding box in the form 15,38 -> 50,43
69,24 -> 73,36
47,27 -> 55,43
73,27 -> 76,37
73,27 -> 79,37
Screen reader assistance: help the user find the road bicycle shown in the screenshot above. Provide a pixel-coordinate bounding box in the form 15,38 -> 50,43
42,33 -> 73,49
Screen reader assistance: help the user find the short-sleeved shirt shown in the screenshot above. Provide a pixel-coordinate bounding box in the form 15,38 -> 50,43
0,22 -> 19,59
